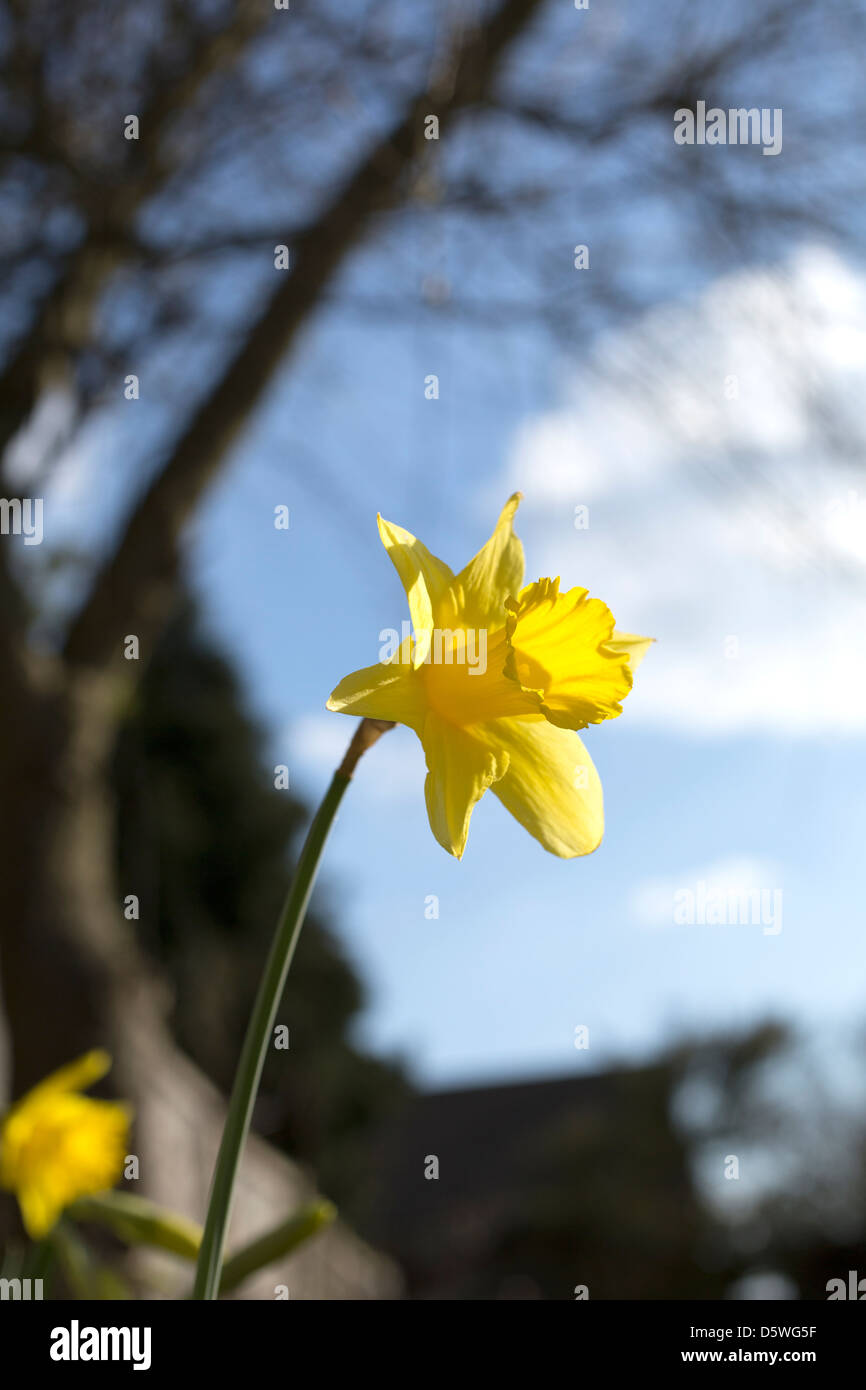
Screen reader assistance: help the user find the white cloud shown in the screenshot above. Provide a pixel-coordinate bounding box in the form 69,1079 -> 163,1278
498,247 -> 866,735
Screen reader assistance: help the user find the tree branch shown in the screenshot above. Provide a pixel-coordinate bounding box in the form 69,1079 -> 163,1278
0,0 -> 270,463
62,0 -> 547,675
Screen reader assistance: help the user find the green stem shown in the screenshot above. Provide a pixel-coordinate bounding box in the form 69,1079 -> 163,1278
218,1199 -> 335,1295
191,718 -> 391,1300
69,1192 -> 203,1260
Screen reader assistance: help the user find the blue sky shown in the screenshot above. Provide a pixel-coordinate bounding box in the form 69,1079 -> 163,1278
161,245 -> 866,1090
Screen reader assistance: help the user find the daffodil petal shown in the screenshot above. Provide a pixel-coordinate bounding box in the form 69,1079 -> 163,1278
17,1184 -> 60,1241
421,713 -> 508,859
442,493 -> 524,631
505,578 -> 633,730
475,716 -> 604,858
609,630 -> 655,673
377,514 -> 454,661
26,1049 -> 112,1101
327,656 -> 426,733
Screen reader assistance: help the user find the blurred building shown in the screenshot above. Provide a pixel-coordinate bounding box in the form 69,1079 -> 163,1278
366,1066 -> 715,1300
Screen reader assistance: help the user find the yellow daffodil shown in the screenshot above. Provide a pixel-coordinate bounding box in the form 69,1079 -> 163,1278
0,1050 -> 130,1239
327,493 -> 652,858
